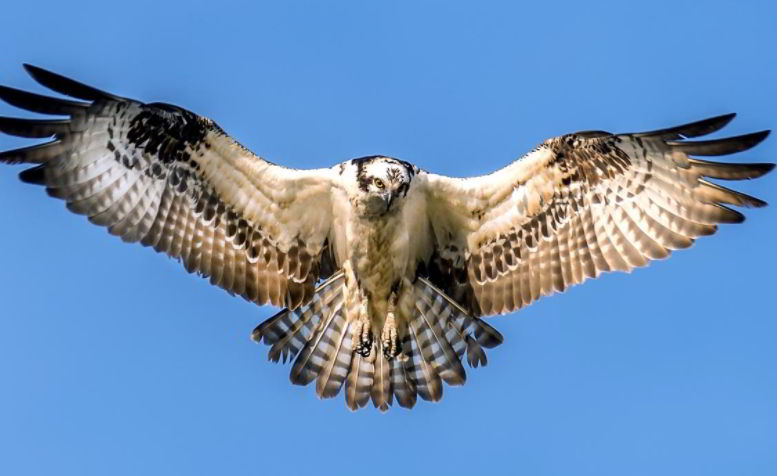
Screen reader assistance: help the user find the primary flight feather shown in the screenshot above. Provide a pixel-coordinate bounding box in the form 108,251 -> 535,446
0,65 -> 772,411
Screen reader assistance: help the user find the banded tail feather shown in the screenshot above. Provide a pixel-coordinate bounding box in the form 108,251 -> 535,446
252,272 -> 346,364
410,291 -> 467,386
371,350 -> 392,412
390,354 -> 417,408
401,326 -> 443,402
416,277 -> 503,351
345,351 -> 375,410
288,297 -> 347,387
251,273 -> 504,411
315,317 -> 354,399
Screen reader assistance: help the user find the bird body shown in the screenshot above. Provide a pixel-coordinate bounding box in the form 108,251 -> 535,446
330,158 -> 433,353
0,65 -> 772,411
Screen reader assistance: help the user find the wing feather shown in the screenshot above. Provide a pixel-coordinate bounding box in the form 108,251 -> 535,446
0,65 -> 336,309
423,115 -> 772,316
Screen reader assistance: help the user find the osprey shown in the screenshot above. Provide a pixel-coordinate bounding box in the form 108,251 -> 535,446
0,65 -> 772,411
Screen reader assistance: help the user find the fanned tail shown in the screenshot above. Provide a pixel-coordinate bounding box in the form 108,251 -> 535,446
392,277 -> 504,406
250,272 -> 504,411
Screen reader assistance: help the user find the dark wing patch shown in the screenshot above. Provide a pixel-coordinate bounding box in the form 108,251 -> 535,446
0,65 -> 335,309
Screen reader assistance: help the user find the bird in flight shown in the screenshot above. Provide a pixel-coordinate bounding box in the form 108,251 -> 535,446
0,65 -> 772,411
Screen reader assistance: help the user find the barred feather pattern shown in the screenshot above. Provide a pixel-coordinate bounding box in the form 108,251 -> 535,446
411,290 -> 467,386
345,351 -> 375,410
0,65 -> 335,310
371,349 -> 393,412
293,298 -> 349,392
4,68 -> 772,413
389,353 -> 417,408
251,274 -> 503,410
415,277 -> 503,367
252,272 -> 345,364
401,328 -> 442,402
425,114 -> 773,316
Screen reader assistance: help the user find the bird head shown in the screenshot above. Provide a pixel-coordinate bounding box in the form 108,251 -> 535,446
344,155 -> 416,217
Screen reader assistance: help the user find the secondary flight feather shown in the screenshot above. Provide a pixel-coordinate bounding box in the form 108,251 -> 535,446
0,65 -> 772,411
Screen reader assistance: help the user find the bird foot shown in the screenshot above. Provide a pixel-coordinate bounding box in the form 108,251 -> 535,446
351,318 -> 373,358
381,312 -> 400,360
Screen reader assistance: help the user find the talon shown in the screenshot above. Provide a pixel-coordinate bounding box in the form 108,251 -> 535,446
357,342 -> 373,357
352,317 -> 373,357
361,323 -> 373,356
366,342 -> 377,363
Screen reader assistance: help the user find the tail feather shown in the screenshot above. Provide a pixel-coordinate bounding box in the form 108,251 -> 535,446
411,297 -> 466,386
371,350 -> 392,412
390,356 -> 417,409
451,309 -> 503,349
444,317 -> 467,360
290,299 -> 345,386
417,277 -> 503,349
443,313 -> 488,368
465,335 -> 488,368
252,272 -> 344,363
315,315 -> 353,399
402,330 -> 443,402
345,350 -> 375,410
251,272 -> 505,411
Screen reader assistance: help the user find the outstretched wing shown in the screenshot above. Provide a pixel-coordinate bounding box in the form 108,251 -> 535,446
423,114 -> 773,316
0,65 -> 336,309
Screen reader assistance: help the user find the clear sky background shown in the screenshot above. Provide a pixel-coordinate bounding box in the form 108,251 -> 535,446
0,1 -> 775,475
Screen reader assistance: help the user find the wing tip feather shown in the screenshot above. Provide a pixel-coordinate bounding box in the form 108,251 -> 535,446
667,130 -> 770,156
18,165 -> 46,185
634,113 -> 737,139
0,84 -> 88,115
22,63 -> 119,102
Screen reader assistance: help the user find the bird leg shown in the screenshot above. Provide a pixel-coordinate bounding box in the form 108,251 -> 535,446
381,295 -> 401,360
352,299 -> 373,358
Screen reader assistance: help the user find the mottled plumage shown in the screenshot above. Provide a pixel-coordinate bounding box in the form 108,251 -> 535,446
0,66 -> 772,411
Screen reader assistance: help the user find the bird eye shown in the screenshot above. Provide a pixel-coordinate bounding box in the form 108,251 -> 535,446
373,178 -> 385,189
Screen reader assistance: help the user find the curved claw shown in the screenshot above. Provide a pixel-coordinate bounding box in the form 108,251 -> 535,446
352,318 -> 373,357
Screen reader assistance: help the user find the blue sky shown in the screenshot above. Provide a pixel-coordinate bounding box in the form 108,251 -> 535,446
0,1 -> 775,475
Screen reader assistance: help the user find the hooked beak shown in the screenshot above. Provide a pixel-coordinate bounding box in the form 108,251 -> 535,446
383,192 -> 393,212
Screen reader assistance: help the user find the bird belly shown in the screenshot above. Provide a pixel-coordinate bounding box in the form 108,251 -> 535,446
347,214 -> 410,329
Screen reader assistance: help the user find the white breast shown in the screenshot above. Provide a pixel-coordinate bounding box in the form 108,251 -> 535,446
330,181 -> 433,302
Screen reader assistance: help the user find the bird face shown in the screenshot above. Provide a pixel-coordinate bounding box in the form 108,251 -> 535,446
349,156 -> 415,217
